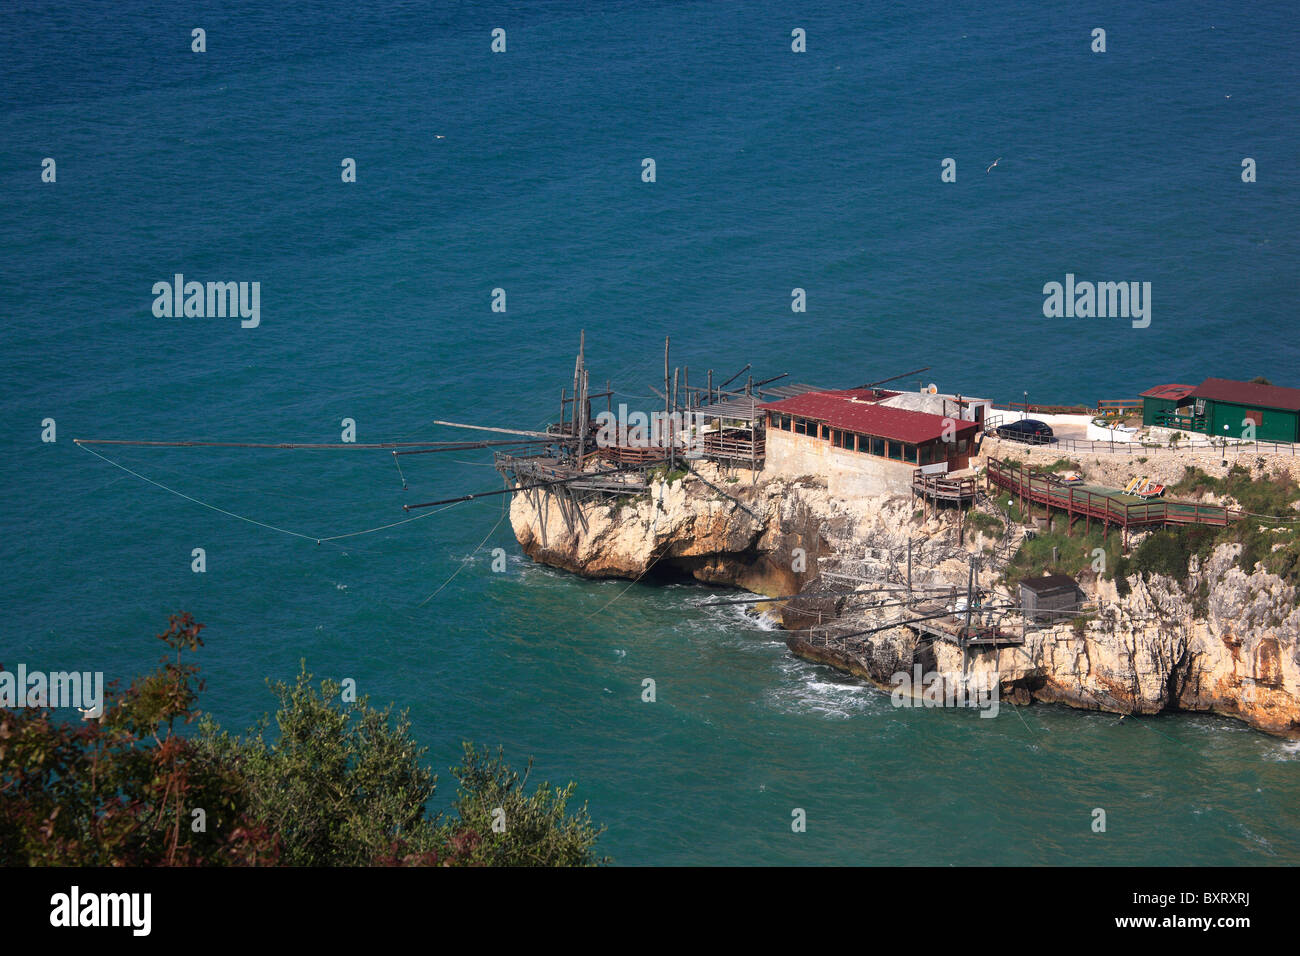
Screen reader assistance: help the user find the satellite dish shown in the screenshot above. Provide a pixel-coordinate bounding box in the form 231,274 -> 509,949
926,383 -> 938,394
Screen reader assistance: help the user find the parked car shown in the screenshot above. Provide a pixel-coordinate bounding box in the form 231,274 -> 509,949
995,418 -> 1054,445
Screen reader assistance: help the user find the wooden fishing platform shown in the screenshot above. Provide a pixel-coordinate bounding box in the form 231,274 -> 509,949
902,601 -> 1024,647
912,470 -> 977,506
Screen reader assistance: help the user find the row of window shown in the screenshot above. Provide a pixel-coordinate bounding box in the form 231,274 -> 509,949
767,413 -> 968,464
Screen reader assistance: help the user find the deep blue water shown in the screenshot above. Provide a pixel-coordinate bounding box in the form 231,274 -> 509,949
2,0 -> 1298,864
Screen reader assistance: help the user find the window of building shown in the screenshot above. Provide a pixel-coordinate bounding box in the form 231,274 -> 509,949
904,444 -> 918,464
887,441 -> 902,461
919,444 -> 932,465
871,437 -> 885,457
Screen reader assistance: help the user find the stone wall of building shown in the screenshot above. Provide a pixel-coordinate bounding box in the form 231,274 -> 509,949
763,429 -> 917,497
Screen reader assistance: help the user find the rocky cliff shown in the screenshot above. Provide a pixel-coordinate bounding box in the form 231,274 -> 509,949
508,463 -> 1300,737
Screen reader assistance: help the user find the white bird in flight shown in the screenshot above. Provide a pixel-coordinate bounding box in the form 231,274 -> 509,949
986,157 -> 1002,174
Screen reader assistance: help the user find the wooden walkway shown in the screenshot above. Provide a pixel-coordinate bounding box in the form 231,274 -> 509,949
985,458 -> 1242,546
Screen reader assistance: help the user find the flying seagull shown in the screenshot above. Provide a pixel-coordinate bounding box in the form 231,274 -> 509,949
986,157 -> 1002,174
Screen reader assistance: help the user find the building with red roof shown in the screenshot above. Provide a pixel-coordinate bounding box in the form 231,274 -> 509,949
757,389 -> 980,496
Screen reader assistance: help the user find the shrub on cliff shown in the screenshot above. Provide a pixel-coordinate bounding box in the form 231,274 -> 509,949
196,672 -> 611,867
1129,531 -> 1193,583
0,614 -> 279,866
1,616 -> 608,867
194,667 -> 440,866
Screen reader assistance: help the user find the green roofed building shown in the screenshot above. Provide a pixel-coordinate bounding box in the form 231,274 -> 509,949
1141,378 -> 1300,443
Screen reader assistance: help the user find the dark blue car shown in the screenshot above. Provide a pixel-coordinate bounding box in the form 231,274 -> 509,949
995,419 -> 1054,445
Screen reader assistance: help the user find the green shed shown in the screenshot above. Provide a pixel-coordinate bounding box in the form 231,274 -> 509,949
1140,384 -> 1196,429
1142,378 -> 1300,443
1191,379 -> 1300,443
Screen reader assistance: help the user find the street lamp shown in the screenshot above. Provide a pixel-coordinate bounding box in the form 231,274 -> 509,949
1022,391 -> 1028,422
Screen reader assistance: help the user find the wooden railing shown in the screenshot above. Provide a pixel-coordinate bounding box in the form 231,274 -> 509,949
1152,410 -> 1208,432
912,470 -> 977,502
985,458 -> 1242,530
698,430 -> 765,461
584,445 -> 668,467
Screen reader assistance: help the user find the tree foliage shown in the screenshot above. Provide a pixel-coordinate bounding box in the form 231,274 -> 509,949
0,614 -> 278,865
1,616 -> 608,867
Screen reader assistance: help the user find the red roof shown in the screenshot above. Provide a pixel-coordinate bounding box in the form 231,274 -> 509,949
1139,384 -> 1195,401
759,389 -> 980,444
1190,378 -> 1300,412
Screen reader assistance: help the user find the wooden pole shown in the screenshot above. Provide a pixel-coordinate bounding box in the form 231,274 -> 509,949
965,556 -> 975,639
664,336 -> 670,434
671,367 -> 679,469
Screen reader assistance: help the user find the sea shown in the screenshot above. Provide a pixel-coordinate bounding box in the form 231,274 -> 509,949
1,0 -> 1297,865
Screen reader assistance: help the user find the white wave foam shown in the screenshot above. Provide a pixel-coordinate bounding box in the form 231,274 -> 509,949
1266,739 -> 1300,761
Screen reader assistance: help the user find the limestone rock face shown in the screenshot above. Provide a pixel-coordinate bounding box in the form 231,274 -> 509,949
507,465 -> 1300,736
510,464 -> 838,597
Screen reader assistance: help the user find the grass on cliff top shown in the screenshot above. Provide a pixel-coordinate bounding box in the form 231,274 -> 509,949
966,510 -> 1004,538
648,465 -> 689,485
1004,466 -> 1300,606
1000,518 -> 1122,593
1039,457 -> 1084,475
993,458 -> 1300,618
1169,463 -> 1300,515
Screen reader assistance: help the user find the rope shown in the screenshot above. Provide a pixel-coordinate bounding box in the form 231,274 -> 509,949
584,484 -> 671,620
78,442 -> 463,544
417,507 -> 509,607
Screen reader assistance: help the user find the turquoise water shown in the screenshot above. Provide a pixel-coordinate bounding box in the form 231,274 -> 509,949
1,1 -> 1298,864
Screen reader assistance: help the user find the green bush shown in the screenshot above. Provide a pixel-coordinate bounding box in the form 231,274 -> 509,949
1113,555 -> 1132,597
1002,527 -> 1119,591
1040,458 -> 1083,474
967,511 -> 1005,537
1129,531 -> 1192,583
649,465 -> 688,485
0,616 -> 610,867
197,666 -> 610,867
